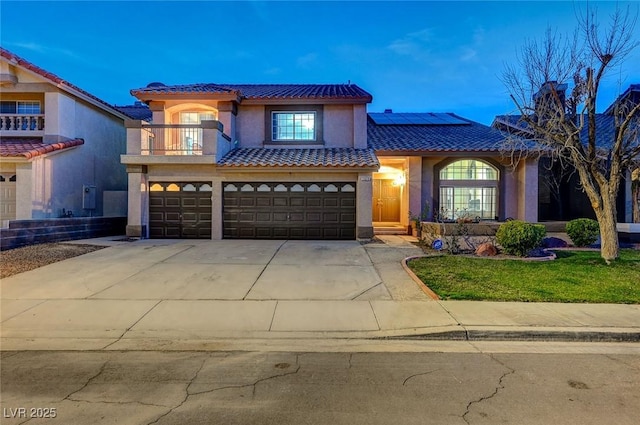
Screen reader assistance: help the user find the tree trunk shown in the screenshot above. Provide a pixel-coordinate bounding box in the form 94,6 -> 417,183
594,196 -> 619,264
633,169 -> 640,223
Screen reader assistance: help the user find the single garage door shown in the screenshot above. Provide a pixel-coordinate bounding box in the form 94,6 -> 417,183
149,182 -> 212,239
223,182 -> 356,240
0,174 -> 17,223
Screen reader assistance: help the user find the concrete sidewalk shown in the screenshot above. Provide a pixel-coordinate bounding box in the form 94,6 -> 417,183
1,236 -> 639,351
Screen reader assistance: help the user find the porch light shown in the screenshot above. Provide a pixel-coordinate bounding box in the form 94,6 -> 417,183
392,173 -> 406,186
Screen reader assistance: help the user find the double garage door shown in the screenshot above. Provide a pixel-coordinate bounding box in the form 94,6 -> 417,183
149,181 -> 356,240
224,182 -> 356,240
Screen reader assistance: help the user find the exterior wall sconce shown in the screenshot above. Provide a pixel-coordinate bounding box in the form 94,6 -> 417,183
392,173 -> 406,186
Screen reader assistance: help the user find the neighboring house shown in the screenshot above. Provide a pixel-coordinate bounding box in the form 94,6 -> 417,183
115,101 -> 152,122
367,111 -> 539,230
492,83 -> 639,223
122,82 -> 378,239
0,48 -> 129,226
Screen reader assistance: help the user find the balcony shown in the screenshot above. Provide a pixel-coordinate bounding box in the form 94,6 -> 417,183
0,114 -> 45,135
121,120 -> 232,165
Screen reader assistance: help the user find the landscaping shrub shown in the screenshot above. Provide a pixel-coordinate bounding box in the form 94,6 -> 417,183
566,218 -> 600,247
496,220 -> 546,256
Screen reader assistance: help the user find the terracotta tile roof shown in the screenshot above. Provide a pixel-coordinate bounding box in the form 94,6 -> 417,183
132,83 -> 372,102
218,147 -> 379,168
368,113 -> 505,153
0,48 -> 126,119
115,103 -> 153,121
0,138 -> 84,159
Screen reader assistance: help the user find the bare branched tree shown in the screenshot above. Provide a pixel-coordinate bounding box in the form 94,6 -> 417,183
500,6 -> 640,263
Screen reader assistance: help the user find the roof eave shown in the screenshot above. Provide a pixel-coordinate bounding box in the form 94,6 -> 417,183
240,97 -> 372,105
131,91 -> 242,103
217,165 -> 379,172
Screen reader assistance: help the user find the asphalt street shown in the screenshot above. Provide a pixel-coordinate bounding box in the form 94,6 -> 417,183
1,343 -> 639,425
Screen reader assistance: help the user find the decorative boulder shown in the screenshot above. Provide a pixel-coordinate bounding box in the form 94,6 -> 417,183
541,237 -> 568,248
476,242 -> 498,257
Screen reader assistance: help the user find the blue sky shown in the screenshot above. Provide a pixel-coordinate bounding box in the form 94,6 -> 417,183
2,1 -> 639,125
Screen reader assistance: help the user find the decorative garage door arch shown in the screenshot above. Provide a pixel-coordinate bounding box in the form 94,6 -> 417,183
149,182 -> 212,238
435,159 -> 502,220
223,182 -> 356,239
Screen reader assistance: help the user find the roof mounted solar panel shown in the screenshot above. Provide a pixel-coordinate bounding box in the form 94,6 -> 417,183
369,112 -> 469,125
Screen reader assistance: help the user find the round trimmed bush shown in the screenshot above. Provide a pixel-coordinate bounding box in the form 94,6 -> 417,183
496,220 -> 546,257
566,218 -> 599,247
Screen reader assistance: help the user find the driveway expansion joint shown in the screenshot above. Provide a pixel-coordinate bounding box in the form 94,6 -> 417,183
242,240 -> 287,300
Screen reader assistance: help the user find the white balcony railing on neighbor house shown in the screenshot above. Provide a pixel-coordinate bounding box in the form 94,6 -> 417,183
124,120 -> 232,163
0,114 -> 45,132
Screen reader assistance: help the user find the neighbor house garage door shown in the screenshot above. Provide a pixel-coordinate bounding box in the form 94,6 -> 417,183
149,182 -> 212,238
223,182 -> 356,239
0,174 -> 17,223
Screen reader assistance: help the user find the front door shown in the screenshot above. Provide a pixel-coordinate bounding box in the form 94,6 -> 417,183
372,179 -> 401,222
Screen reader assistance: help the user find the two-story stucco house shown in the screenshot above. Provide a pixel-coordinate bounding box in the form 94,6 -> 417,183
122,83 -> 379,240
0,48 -> 129,226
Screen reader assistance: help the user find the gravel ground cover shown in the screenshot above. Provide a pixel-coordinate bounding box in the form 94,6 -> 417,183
0,243 -> 106,279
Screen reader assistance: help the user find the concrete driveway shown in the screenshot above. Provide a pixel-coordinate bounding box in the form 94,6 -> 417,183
1,238 -> 427,302
2,237 -> 454,348
3,236 -> 640,350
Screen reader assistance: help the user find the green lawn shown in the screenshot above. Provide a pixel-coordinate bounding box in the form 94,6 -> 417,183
408,249 -> 640,303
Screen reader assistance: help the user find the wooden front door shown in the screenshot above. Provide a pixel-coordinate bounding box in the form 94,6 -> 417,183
372,179 -> 401,222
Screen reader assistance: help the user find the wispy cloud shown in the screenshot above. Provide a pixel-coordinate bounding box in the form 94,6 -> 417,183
5,41 -> 79,59
387,28 -> 435,58
296,53 -> 318,69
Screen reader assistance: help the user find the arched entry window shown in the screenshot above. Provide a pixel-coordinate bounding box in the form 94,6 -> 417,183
439,159 -> 499,220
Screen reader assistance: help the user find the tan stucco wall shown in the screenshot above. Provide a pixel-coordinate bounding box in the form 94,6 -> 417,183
236,105 -> 264,147
324,105 -> 354,147
235,104 -> 363,148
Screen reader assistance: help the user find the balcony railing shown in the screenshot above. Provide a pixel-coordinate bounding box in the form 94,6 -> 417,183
141,125 -> 205,155
0,114 -> 45,132
124,120 -> 232,164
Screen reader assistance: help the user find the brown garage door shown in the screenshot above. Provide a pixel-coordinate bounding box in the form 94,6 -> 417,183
149,182 -> 212,239
223,182 -> 356,240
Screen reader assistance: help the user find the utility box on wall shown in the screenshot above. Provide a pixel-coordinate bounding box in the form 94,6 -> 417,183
82,185 -> 96,210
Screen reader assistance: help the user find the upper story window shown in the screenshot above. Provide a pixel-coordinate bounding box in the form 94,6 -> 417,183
1,101 -> 41,114
272,112 -> 316,141
264,105 -> 323,144
179,111 -> 216,124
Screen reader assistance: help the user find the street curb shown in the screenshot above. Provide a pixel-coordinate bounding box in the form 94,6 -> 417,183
380,329 -> 640,343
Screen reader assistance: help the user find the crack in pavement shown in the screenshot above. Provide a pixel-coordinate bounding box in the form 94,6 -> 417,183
191,364 -> 302,398
190,354 -> 302,398
604,354 -> 640,371
146,354 -> 302,424
145,356 -> 208,425
462,355 -> 515,424
402,369 -> 440,386
62,360 -> 110,402
63,398 -> 172,409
